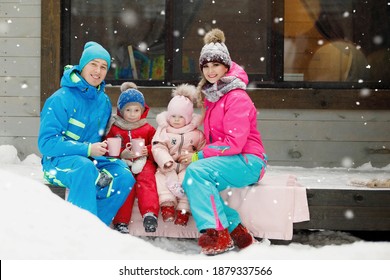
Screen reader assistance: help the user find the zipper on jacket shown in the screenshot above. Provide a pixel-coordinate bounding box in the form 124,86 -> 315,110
207,104 -> 216,143
176,134 -> 185,173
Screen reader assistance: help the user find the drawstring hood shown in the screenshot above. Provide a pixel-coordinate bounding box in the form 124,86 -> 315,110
61,65 -> 106,100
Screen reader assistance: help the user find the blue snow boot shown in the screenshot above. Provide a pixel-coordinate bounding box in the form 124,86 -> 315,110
97,172 -> 112,187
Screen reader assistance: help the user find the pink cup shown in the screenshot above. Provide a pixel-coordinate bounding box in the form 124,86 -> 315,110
106,137 -> 121,156
130,138 -> 145,157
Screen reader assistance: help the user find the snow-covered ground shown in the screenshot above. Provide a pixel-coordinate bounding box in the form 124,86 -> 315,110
1,144 -> 389,279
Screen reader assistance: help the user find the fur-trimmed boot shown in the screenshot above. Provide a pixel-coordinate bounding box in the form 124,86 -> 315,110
198,228 -> 234,255
161,205 -> 175,222
174,209 -> 190,226
230,223 -> 255,249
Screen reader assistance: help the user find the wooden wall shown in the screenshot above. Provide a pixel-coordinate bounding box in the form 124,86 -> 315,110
150,108 -> 389,168
106,87 -> 390,168
0,0 -> 41,159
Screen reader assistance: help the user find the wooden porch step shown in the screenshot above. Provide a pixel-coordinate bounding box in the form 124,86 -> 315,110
47,185 -> 390,232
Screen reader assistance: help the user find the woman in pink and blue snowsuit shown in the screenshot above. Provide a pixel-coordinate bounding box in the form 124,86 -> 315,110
38,42 -> 134,226
180,29 -> 268,255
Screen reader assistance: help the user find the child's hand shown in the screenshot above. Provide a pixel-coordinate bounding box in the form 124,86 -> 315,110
125,142 -> 147,158
141,147 -> 148,157
120,147 -> 136,159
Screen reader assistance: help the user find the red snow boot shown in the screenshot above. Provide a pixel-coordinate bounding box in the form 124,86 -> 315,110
198,228 -> 234,255
161,205 -> 175,222
230,223 -> 255,249
174,210 -> 190,226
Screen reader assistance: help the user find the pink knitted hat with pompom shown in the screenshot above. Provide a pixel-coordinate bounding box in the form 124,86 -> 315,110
167,84 -> 197,125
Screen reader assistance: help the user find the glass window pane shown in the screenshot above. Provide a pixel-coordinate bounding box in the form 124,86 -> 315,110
284,0 -> 390,82
173,0 -> 271,83
69,0 -> 166,81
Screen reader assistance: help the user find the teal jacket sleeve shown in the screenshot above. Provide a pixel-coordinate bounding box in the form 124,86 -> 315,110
38,94 -> 90,158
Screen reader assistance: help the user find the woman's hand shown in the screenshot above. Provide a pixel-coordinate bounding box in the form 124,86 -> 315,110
178,153 -> 193,165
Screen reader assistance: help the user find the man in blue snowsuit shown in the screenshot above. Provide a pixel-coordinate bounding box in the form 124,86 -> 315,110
38,42 -> 135,225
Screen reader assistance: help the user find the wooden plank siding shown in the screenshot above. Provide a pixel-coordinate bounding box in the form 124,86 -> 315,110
295,189 -> 390,231
0,0 -> 41,159
0,2 -> 41,18
105,87 -> 390,168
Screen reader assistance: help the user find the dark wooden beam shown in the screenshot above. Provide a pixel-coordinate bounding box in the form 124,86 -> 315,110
40,0 -> 61,109
106,86 -> 390,110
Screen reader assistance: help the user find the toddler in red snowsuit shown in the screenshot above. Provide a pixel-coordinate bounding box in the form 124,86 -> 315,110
105,82 -> 159,233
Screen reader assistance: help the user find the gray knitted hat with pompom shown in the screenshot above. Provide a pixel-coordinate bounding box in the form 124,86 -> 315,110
199,29 -> 231,69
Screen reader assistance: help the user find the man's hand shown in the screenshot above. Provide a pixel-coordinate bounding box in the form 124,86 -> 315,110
90,141 -> 108,157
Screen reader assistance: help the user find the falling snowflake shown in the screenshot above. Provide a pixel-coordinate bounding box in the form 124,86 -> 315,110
341,157 -> 354,168
186,178 -> 193,185
173,30 -> 180,37
344,209 -> 354,220
138,42 -> 148,52
373,35 -> 383,45
197,28 -> 205,36
359,88 -> 371,97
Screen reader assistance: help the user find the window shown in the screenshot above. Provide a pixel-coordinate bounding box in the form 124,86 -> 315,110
63,0 -> 389,88
64,0 -> 166,84
284,0 -> 390,86
171,0 -> 271,84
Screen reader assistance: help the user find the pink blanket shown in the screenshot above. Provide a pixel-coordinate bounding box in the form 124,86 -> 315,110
127,174 -> 310,240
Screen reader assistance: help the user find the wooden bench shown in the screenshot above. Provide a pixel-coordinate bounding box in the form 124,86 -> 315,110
47,175 -> 390,236
296,188 -> 390,231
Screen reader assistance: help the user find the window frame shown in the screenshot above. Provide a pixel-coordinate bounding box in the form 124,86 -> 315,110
41,0 -> 390,110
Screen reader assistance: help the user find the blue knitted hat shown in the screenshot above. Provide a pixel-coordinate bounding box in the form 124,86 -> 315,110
117,88 -> 145,112
79,41 -> 111,71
